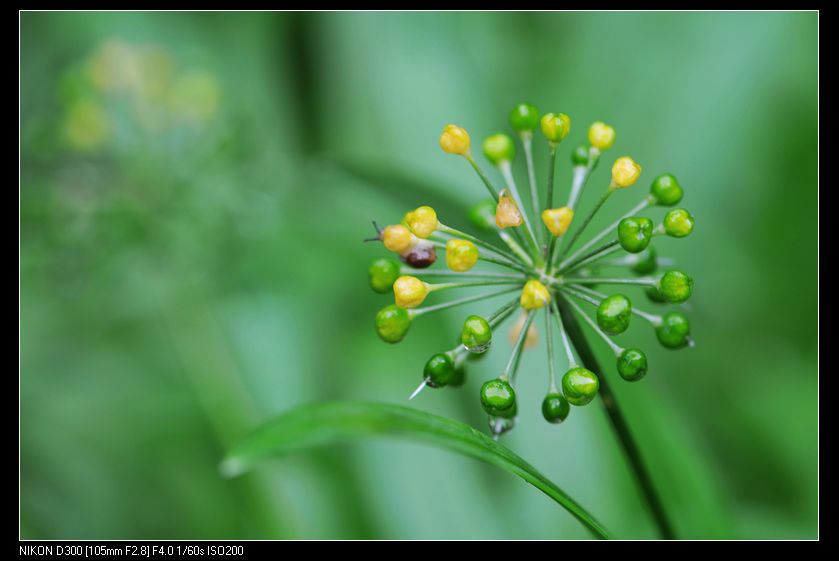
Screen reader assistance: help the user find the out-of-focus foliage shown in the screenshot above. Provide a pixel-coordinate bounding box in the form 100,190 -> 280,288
20,11 -> 817,539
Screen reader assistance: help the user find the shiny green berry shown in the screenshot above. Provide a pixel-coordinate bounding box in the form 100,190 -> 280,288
663,208 -> 695,238
571,145 -> 590,166
617,348 -> 648,381
650,173 -> 683,206
561,367 -> 600,406
469,199 -> 497,232
596,294 -> 632,335
461,315 -> 492,353
631,246 -> 658,275
423,353 -> 456,388
374,304 -> 411,343
541,393 -> 570,424
482,133 -> 515,165
618,216 -> 654,253
656,311 -> 691,349
509,102 -> 540,132
368,258 -> 401,293
480,379 -> 517,418
658,270 -> 693,303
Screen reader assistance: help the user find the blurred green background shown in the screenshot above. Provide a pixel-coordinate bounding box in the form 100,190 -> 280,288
20,11 -> 818,539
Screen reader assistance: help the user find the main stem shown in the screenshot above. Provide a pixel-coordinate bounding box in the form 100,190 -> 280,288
556,295 -> 675,540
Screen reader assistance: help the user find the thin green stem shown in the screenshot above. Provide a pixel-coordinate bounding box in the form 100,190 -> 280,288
565,297 -> 623,355
561,276 -> 657,287
545,143 -> 558,211
522,134 -> 543,248
429,280 -> 523,292
548,163 -> 596,265
429,240 -> 531,274
560,197 -> 653,270
465,153 -> 500,201
401,268 -> 525,280
555,189 -> 613,267
500,161 -> 543,266
503,309 -> 536,383
544,307 -> 558,392
556,294 -> 676,540
412,286 -> 520,317
550,299 -> 577,367
560,240 -> 621,274
488,297 -> 521,325
436,223 -> 522,265
498,230 -> 535,266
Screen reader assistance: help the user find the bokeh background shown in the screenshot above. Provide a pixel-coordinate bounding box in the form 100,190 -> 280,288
20,11 -> 818,539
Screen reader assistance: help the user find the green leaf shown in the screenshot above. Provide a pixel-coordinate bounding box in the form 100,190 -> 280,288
221,401 -> 610,539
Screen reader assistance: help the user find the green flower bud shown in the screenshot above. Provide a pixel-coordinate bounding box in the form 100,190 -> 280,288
617,216 -> 654,253
656,311 -> 691,349
650,173 -> 683,206
423,353 -> 456,388
541,112 -> 571,143
657,270 -> 693,303
617,348 -> 648,381
509,102 -> 540,133
374,304 -> 412,343
596,294 -> 632,335
663,208 -> 695,238
561,367 -> 599,406
480,378 -> 517,418
571,145 -> 590,166
631,246 -> 658,275
541,393 -> 570,424
368,258 -> 401,293
461,315 -> 492,353
482,133 -> 516,165
468,199 -> 497,233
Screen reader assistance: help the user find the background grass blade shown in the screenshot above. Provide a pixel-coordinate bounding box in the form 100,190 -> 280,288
221,401 -> 610,539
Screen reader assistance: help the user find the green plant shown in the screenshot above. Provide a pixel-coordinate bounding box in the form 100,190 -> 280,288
361,104 -> 697,538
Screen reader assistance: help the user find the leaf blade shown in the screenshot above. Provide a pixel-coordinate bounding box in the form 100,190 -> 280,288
222,401 -> 610,539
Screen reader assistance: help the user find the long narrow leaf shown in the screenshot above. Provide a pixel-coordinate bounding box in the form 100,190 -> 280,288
221,401 -> 610,539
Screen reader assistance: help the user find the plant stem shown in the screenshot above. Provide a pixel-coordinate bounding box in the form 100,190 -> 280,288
466,153 -> 500,201
522,134 -> 543,248
556,294 -> 676,540
504,309 -> 536,384
554,189 -> 613,268
559,239 -> 621,273
437,223 -> 522,265
401,268 -> 525,280
412,286 -> 520,317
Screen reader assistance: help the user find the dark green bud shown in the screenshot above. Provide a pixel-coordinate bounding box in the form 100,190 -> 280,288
663,208 -> 695,238
596,294 -> 632,335
374,304 -> 412,343
469,199 -> 497,233
617,348 -> 648,381
480,378 -> 517,418
541,393 -> 570,424
449,363 -> 466,388
657,270 -> 693,303
650,173 -> 684,206
631,246 -> 658,275
571,144 -> 590,166
461,315 -> 492,353
656,311 -> 691,349
509,102 -> 540,133
618,216 -> 654,253
645,285 -> 667,303
368,258 -> 400,293
561,367 -> 600,406
423,353 -> 456,388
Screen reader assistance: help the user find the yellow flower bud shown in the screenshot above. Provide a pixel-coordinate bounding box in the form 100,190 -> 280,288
382,224 -> 414,254
540,112 -> 571,143
439,124 -> 471,155
445,239 -> 479,272
520,279 -> 551,310
611,156 -> 643,189
588,121 -> 616,151
495,189 -> 523,229
405,206 -> 438,238
509,312 -> 539,350
541,207 -> 575,237
393,276 -> 430,309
